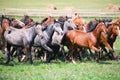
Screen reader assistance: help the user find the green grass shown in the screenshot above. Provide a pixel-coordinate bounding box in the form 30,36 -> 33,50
0,60 -> 120,80
0,0 -> 120,80
0,0 -> 120,10
0,38 -> 120,80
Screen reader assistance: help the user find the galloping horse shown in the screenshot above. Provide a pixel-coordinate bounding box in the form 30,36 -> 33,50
33,20 -> 63,62
86,19 -> 120,60
0,16 -> 26,55
66,22 -> 113,63
101,23 -> 120,60
1,17 -> 44,64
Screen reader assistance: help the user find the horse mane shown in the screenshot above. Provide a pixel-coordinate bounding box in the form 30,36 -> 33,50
86,20 -> 98,32
40,16 -> 55,27
40,17 -> 48,25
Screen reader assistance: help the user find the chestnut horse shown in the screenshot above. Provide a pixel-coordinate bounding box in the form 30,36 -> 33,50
101,23 -> 120,60
66,22 -> 113,63
114,18 -> 120,28
73,15 -> 86,32
40,16 -> 55,27
0,16 -> 11,54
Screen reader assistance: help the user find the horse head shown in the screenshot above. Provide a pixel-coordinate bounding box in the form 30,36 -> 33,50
11,19 -> 25,28
93,22 -> 107,39
97,22 -> 107,34
34,23 -> 44,38
108,23 -> 120,37
53,22 -> 63,35
63,19 -> 77,33
1,16 -> 11,31
51,22 -> 64,45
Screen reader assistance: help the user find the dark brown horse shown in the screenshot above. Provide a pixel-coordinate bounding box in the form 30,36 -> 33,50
101,23 -> 120,60
66,22 -> 113,63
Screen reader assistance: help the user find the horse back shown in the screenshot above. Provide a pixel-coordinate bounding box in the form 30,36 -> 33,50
66,30 -> 97,47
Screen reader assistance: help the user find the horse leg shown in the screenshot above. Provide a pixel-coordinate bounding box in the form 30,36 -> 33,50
60,45 -> 67,61
41,44 -> 54,63
109,43 -> 118,60
74,47 -> 82,61
31,47 -> 36,60
16,47 -> 23,62
90,46 -> 100,62
4,48 -> 10,64
69,45 -> 76,64
42,44 -> 53,53
84,48 -> 91,60
26,47 -> 33,64
27,47 -> 33,64
4,43 -> 11,64
103,42 -> 116,60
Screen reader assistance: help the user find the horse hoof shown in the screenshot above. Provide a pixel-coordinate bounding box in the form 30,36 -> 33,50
72,60 -> 76,64
11,61 -> 14,66
4,60 -> 9,64
115,56 -> 120,61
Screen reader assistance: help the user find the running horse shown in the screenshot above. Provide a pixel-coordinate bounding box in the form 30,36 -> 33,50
86,19 -> 120,60
0,16 -> 25,53
1,16 -> 44,64
66,22 -> 113,63
101,21 -> 120,60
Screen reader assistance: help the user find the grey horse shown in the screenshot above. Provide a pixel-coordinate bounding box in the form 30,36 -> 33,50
32,21 -> 63,62
4,23 -> 44,64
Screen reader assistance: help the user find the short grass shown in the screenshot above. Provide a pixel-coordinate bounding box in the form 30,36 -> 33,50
0,38 -> 120,80
0,0 -> 120,80
0,0 -> 120,10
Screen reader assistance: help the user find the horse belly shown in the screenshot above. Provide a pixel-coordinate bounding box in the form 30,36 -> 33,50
74,34 -> 90,48
72,32 -> 96,48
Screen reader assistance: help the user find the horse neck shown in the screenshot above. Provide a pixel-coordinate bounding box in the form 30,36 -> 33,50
44,24 -> 54,36
63,21 -> 76,33
92,25 -> 102,38
107,24 -> 118,38
27,26 -> 37,37
107,25 -> 114,37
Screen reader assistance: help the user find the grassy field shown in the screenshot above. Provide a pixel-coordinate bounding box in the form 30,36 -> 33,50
0,0 -> 120,80
0,38 -> 120,80
0,0 -> 120,10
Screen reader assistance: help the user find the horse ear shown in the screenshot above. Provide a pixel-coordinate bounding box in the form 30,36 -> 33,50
11,18 -> 15,21
35,22 -> 40,25
1,15 -> 5,19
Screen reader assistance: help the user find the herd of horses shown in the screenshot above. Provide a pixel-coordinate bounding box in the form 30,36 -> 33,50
0,14 -> 120,65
